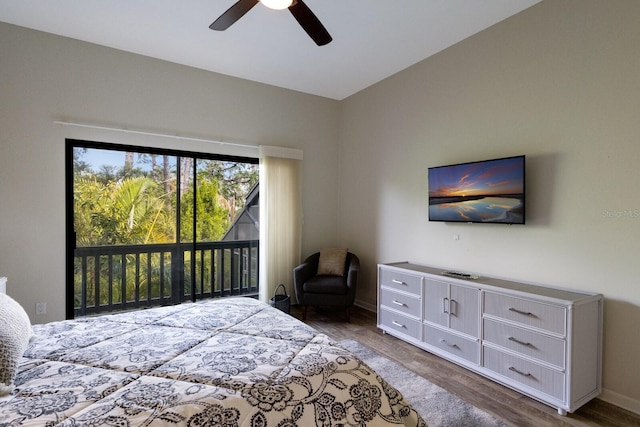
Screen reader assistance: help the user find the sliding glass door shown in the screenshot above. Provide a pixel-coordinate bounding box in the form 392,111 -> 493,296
66,140 -> 258,318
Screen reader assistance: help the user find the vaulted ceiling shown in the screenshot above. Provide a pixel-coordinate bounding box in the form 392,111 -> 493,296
0,0 -> 541,100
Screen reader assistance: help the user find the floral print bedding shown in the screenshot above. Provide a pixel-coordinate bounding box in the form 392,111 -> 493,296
0,297 -> 425,426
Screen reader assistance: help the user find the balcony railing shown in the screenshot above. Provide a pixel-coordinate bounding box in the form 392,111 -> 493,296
73,240 -> 259,317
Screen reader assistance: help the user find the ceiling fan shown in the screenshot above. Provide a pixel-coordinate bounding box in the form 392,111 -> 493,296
210,0 -> 332,46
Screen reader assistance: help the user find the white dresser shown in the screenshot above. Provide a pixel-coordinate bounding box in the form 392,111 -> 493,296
377,262 -> 603,415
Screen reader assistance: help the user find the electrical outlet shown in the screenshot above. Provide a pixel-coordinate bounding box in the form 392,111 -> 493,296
36,301 -> 46,315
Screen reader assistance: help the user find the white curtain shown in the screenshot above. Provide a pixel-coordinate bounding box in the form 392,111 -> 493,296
259,146 -> 303,304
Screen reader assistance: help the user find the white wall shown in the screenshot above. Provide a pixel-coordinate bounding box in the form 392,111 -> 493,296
0,22 -> 340,322
339,0 -> 640,413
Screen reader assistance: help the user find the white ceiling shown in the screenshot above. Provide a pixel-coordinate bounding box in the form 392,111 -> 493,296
0,0 -> 541,100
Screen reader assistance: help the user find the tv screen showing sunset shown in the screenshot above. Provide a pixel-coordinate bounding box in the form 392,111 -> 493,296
428,156 -> 525,224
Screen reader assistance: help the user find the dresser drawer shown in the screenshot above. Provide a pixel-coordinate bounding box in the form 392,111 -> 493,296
423,324 -> 480,365
483,346 -> 565,401
379,288 -> 421,318
483,292 -> 566,335
483,318 -> 566,369
379,268 -> 422,296
379,309 -> 421,340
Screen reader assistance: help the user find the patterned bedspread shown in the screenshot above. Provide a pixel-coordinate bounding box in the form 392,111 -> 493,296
0,297 -> 426,426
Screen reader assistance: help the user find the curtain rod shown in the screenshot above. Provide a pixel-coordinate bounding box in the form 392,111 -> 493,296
53,120 -> 258,150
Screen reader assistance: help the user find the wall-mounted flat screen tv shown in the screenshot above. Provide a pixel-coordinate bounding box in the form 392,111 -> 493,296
428,155 -> 525,224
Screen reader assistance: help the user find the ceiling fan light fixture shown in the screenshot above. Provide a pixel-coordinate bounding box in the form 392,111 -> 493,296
210,0 -> 330,46
260,0 -> 293,10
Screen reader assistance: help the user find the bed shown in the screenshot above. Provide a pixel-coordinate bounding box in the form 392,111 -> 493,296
0,297 -> 426,426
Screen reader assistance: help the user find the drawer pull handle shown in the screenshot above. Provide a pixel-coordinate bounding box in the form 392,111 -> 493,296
392,321 -> 406,328
508,307 -> 534,317
392,279 -> 406,285
443,297 -> 450,314
508,336 -> 532,347
392,300 -> 406,307
440,339 -> 459,349
509,366 -> 532,377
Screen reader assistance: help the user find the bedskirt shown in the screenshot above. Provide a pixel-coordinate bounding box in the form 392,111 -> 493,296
0,297 -> 426,426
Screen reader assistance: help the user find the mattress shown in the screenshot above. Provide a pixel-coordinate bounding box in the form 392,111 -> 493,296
0,297 -> 425,426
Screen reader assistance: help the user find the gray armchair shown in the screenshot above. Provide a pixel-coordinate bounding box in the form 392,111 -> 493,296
293,251 -> 359,322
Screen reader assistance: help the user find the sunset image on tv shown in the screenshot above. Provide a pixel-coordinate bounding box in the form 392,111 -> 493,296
428,156 -> 525,224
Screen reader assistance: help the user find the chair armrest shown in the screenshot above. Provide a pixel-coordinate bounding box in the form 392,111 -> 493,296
347,253 -> 360,288
346,253 -> 360,298
293,253 -> 320,294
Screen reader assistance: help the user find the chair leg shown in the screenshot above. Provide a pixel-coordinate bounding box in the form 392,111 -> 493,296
302,305 -> 308,320
345,307 -> 350,323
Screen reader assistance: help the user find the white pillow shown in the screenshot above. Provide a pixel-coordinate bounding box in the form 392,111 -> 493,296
0,293 -> 32,396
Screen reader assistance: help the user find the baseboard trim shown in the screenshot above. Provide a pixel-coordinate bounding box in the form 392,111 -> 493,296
599,388 -> 640,415
354,299 -> 377,313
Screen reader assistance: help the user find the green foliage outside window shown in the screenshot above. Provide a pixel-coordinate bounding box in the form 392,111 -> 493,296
72,147 -> 258,313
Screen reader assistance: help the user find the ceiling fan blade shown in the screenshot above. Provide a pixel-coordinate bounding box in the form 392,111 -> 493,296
210,0 -> 259,31
289,0 -> 332,46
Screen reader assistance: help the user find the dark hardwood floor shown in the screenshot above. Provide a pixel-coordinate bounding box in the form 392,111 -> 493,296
289,304 -> 640,427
